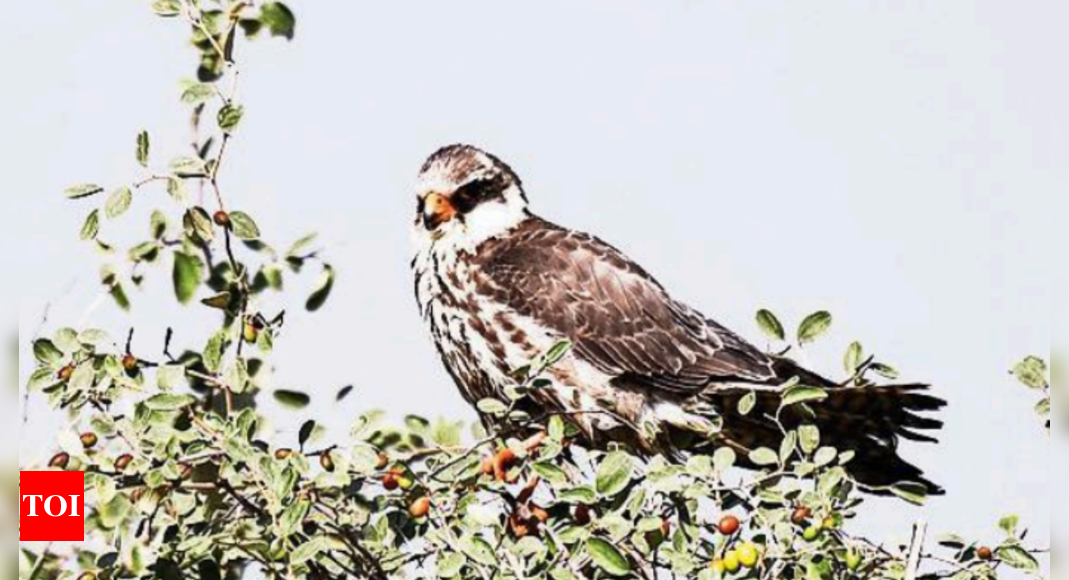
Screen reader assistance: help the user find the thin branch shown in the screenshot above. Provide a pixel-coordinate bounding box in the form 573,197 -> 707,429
904,521 -> 929,580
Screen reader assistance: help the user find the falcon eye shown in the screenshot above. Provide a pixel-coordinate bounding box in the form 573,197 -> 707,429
452,178 -> 501,213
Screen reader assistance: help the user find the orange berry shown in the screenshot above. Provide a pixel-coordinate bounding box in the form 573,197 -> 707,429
493,449 -> 518,483
122,354 -> 138,372
275,449 -> 294,461
409,497 -> 432,519
80,433 -> 99,449
977,547 -> 994,561
792,506 -> 813,526
213,211 -> 230,227
57,365 -> 75,382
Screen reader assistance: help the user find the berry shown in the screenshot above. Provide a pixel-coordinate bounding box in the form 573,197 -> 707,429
80,433 -> 99,449
213,211 -> 231,227
409,497 -> 432,519
803,525 -> 824,542
57,365 -> 75,382
382,473 -> 400,491
823,515 -> 839,530
78,573 -> 98,580
275,449 -> 294,461
493,449 -> 518,483
710,560 -> 726,576
791,506 -> 813,526
122,353 -> 138,372
320,452 -> 335,473
375,453 -> 390,471
977,547 -> 994,562
49,452 -> 71,470
114,454 -> 134,471
574,504 -> 592,526
723,551 -> 742,574
845,550 -> 864,571
243,323 -> 260,344
737,543 -> 760,568
718,515 -> 742,536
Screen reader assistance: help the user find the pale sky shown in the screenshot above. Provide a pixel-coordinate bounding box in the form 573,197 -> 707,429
8,0 -> 1059,570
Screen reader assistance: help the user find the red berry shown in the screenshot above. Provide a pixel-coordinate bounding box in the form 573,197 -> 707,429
49,452 -> 71,470
792,506 -> 813,526
213,211 -> 230,227
382,473 -> 400,491
114,454 -> 134,471
978,547 -> 994,561
122,354 -> 138,372
718,515 -> 741,536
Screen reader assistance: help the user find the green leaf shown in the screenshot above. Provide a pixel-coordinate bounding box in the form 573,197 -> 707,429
756,309 -> 786,341
797,311 -> 833,345
80,209 -> 101,241
713,447 -> 737,472
738,391 -> 757,416
105,187 -> 133,219
460,535 -> 497,566
274,390 -> 311,410
1036,397 -> 1050,418
438,553 -> 466,578
596,452 -> 634,497
1013,356 -> 1048,390
888,482 -> 929,506
229,211 -> 261,240
799,425 -> 821,454
749,447 -> 779,467
34,339 -> 64,367
173,252 -> 204,305
305,266 -> 335,312
587,538 -> 631,577
65,183 -> 104,199
180,82 -> 215,105
218,104 -> 245,132
870,363 -> 900,380
260,2 -> 296,39
136,131 -> 150,167
781,385 -> 828,409
844,342 -> 864,374
996,546 -> 1039,571
541,340 -> 574,369
143,393 -> 196,411
998,515 -> 1019,538
203,330 -> 228,374
279,500 -> 310,538
476,398 -> 508,416
151,0 -> 182,17
166,177 -> 187,204
532,462 -> 569,486
184,207 -> 215,243
170,157 -> 207,177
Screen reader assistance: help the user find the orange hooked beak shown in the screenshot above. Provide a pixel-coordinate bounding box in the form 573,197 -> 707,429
423,192 -> 458,230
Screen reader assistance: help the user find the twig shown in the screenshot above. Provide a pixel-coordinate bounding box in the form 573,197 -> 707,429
904,521 -> 929,580
26,543 -> 54,580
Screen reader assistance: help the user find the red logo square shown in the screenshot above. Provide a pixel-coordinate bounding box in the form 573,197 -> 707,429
19,471 -> 85,542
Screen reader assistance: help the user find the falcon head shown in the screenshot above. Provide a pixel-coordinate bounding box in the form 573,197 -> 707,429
414,145 -> 530,249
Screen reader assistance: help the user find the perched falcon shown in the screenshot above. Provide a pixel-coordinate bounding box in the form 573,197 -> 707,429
411,144 -> 945,494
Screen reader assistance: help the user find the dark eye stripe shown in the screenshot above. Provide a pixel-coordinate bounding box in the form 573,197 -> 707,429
453,178 -> 505,213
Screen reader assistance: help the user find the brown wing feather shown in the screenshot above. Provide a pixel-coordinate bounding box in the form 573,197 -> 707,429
471,217 -> 776,392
